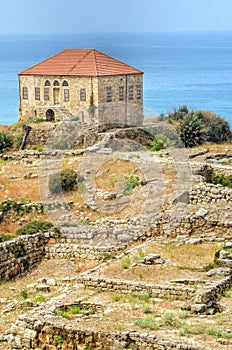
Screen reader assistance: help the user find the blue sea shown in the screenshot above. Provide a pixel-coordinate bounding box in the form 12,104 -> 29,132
1,32 -> 232,127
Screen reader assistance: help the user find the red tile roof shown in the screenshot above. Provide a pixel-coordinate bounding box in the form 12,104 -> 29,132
19,49 -> 143,76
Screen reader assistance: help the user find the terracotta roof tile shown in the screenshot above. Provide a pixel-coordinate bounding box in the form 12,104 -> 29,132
18,49 -> 143,76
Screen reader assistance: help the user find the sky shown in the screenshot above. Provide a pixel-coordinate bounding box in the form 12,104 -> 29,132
0,0 -> 232,34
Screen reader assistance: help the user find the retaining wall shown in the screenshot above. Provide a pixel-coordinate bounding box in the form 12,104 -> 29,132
76,275 -> 195,300
0,233 -> 49,281
190,183 -> 232,204
7,314 -> 205,350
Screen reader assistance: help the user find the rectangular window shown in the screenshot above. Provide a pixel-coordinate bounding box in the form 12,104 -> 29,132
80,88 -> 86,101
119,86 -> 124,101
107,87 -> 112,102
129,86 -> 133,100
64,89 -> 69,102
22,87 -> 28,100
44,88 -> 49,101
35,87 -> 40,100
136,85 -> 141,99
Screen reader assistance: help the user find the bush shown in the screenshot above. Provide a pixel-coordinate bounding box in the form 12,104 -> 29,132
205,168 -> 232,188
210,172 -> 232,188
49,169 -> 81,194
123,175 -> 140,195
176,113 -> 205,148
168,105 -> 189,121
201,111 -> 232,143
0,132 -> 13,153
149,134 -> 169,151
167,106 -> 232,146
134,316 -> 158,330
15,221 -> 53,236
14,134 -> 23,150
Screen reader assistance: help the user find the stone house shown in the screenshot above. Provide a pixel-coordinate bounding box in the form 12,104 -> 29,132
18,49 -> 144,128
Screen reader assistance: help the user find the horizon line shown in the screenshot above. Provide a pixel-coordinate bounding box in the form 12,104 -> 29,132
1,30 -> 232,36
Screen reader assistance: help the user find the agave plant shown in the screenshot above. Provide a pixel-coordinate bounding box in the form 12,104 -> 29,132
176,113 -> 206,148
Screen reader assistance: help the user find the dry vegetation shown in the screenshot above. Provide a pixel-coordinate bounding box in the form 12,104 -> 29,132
0,244 -> 231,349
0,136 -> 232,349
96,242 -> 221,283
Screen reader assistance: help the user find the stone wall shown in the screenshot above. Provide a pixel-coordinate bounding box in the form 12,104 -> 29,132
45,243 -> 123,260
190,183 -> 232,204
18,73 -> 143,128
76,275 -> 195,300
7,313 -> 205,350
18,75 -> 99,122
0,233 -> 49,281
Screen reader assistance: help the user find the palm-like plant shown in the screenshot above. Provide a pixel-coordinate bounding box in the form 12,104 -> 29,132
176,113 -> 205,148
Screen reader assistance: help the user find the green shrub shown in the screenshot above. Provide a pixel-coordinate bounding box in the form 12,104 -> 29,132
67,305 -> 93,315
201,111 -> 232,143
0,233 -> 13,242
223,289 -> 232,298
167,106 -> 232,146
208,326 -> 232,339
112,294 -> 121,302
208,169 -> 232,188
143,305 -> 152,314
168,105 -> 189,121
0,132 -> 13,153
134,316 -> 159,330
49,169 -> 81,194
10,121 -> 25,131
20,289 -> 28,299
123,175 -> 140,195
162,311 -> 178,327
55,309 -> 70,319
55,335 -> 64,345
14,134 -> 23,150
138,294 -> 150,302
15,221 -> 53,236
176,113 -> 205,148
29,117 -> 47,123
180,323 -> 206,336
34,295 -> 46,303
149,134 -> 169,151
121,257 -> 131,269
0,199 -> 30,215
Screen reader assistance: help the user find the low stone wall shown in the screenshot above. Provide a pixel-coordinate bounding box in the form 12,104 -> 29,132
0,233 -> 49,281
191,244 -> 232,314
7,313 -> 205,350
45,243 -> 123,260
192,274 -> 232,314
76,275 -> 195,300
56,211 -> 232,246
190,183 -> 232,204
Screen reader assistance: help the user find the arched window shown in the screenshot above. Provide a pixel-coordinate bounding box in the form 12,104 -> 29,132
45,80 -> 51,86
53,80 -> 60,86
62,80 -> 69,87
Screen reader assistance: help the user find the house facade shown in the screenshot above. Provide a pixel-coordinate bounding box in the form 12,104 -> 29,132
18,49 -> 144,128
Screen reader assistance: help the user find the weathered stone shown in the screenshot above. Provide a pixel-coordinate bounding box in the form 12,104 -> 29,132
173,191 -> 190,205
206,268 -> 232,277
194,208 -> 208,218
35,284 -> 50,292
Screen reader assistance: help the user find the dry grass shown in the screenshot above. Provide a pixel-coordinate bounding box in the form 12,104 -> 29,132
0,258 -> 98,335
0,248 -> 231,349
49,287 -> 232,349
98,242 -> 221,283
0,212 -> 49,235
0,161 -> 40,202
